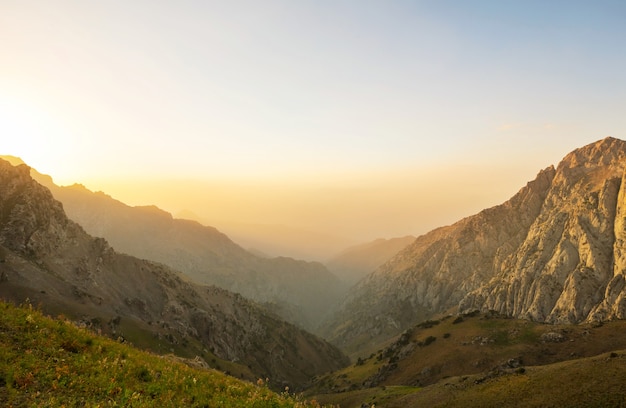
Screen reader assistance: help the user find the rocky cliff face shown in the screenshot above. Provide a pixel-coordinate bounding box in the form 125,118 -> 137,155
323,137 -> 626,353
461,137 -> 626,323
0,159 -> 349,388
0,157 -> 346,331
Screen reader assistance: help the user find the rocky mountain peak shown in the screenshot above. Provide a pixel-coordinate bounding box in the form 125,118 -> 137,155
323,137 -> 626,354
556,137 -> 626,178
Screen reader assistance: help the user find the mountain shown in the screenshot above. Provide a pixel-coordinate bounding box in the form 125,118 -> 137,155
0,156 -> 347,331
325,236 -> 416,285
0,158 -> 349,389
322,137 -> 626,353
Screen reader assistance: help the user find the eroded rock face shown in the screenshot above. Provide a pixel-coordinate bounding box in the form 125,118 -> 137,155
324,137 -> 626,352
460,137 -> 626,323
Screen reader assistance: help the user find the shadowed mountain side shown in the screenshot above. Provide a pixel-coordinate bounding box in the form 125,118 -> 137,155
0,156 -> 347,331
322,137 -> 626,355
0,159 -> 349,388
326,236 -> 416,285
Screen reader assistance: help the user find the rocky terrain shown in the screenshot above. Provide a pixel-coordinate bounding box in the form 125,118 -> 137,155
0,158 -> 349,389
323,137 -> 626,354
1,156 -> 347,331
326,236 -> 416,285
312,311 -> 626,408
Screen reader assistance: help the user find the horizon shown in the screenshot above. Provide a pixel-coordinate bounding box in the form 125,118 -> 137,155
0,139 -> 609,261
2,1 -> 625,258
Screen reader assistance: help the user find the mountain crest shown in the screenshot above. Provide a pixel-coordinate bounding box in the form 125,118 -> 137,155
558,136 -> 626,173
0,158 -> 349,387
323,137 -> 626,353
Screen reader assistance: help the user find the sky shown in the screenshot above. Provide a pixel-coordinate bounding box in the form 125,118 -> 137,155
1,1 -> 626,258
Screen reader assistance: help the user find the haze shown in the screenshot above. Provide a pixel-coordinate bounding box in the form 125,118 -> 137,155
2,1 -> 625,259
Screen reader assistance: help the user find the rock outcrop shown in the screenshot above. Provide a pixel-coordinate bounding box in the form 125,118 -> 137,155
461,137 -> 626,322
323,137 -> 626,353
0,159 -> 349,388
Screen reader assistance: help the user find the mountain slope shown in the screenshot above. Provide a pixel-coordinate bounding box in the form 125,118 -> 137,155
323,137 -> 626,353
0,158 -> 349,388
0,300 -> 328,407
326,236 -> 416,285
313,312 -> 626,408
0,156 -> 346,331
460,137 -> 626,322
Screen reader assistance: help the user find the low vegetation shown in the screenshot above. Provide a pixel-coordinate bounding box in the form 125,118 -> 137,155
0,301 -> 334,407
311,311 -> 626,407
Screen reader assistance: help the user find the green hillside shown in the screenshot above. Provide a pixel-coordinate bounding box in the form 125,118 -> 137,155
0,301 -> 334,407
312,312 -> 626,407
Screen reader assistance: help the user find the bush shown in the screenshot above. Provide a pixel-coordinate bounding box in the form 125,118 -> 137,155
417,320 -> 440,329
418,336 -> 437,347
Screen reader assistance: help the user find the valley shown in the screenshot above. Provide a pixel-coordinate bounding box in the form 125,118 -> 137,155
4,1 -> 626,405
4,137 -> 626,407
0,158 -> 348,391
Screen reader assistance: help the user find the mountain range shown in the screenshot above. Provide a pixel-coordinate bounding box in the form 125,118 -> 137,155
5,137 -> 626,405
0,158 -> 348,389
1,156 -> 347,332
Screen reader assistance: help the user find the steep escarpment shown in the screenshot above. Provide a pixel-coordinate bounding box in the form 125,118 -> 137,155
323,137 -> 626,353
0,160 -> 345,331
461,137 -> 626,322
0,159 -> 349,388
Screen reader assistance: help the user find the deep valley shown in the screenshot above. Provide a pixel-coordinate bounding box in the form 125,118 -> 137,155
4,137 -> 626,407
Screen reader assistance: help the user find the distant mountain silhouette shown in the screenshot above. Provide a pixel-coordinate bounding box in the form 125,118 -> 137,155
205,220 -> 355,262
0,158 -> 349,388
0,156 -> 347,331
326,236 -> 416,285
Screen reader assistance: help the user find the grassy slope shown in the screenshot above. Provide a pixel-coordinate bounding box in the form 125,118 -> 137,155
0,301 -> 334,407
312,312 -> 626,407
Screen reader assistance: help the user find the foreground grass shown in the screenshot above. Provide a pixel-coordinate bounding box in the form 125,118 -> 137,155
0,301 -> 332,407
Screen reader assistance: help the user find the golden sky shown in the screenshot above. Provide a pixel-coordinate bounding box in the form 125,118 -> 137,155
2,1 -> 625,258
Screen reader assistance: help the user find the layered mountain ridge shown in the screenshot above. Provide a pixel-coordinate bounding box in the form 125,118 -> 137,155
0,158 -> 349,388
1,156 -> 346,331
323,137 -> 626,353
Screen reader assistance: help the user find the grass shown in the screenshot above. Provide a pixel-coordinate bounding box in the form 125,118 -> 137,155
315,385 -> 421,408
399,351 -> 626,407
0,300 -> 335,407
312,312 -> 626,407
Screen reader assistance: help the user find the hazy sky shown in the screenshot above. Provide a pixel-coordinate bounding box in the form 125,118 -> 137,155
2,1 -> 626,254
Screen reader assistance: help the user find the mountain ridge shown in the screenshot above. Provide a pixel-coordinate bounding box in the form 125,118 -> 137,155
0,158 -> 349,388
0,156 -> 347,331
323,137 -> 626,353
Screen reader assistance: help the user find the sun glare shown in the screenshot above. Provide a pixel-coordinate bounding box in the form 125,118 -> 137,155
0,94 -> 77,181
